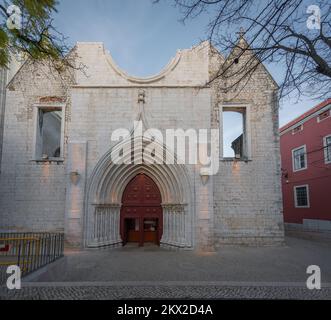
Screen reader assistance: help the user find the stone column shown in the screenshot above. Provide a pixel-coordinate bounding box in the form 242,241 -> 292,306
92,205 -> 122,247
0,68 -> 7,173
161,205 -> 169,244
64,142 -> 87,247
161,204 -> 188,248
196,169 -> 215,251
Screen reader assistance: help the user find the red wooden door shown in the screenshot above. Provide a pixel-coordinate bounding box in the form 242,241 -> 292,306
120,174 -> 163,246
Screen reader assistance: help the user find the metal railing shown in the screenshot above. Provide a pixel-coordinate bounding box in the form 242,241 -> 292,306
0,232 -> 64,285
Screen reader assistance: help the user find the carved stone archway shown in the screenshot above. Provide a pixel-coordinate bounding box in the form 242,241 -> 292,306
84,136 -> 193,249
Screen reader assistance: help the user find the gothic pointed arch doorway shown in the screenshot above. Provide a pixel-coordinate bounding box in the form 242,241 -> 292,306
120,173 -> 163,246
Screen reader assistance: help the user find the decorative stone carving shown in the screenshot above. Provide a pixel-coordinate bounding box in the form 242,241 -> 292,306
138,90 -> 146,104
90,205 -> 122,247
161,203 -> 189,248
70,171 -> 80,185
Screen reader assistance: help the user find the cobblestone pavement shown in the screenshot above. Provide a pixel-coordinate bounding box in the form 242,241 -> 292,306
1,283 -> 330,300
0,236 -> 330,300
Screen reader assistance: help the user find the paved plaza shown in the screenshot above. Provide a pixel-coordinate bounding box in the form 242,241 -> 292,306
1,236 -> 330,299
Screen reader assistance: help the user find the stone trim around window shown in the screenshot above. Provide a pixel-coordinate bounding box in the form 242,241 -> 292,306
31,103 -> 66,162
219,104 -> 252,161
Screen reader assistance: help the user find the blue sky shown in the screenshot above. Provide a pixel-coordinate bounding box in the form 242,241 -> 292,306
53,0 -> 321,155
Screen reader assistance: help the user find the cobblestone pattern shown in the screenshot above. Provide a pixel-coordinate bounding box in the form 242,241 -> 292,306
0,284 -> 330,300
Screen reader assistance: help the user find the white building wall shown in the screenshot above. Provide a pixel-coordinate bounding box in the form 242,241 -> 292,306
0,61 -> 69,232
0,41 -> 284,248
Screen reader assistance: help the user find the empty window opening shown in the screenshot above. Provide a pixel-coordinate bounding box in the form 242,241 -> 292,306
222,109 -> 246,159
36,108 -> 62,160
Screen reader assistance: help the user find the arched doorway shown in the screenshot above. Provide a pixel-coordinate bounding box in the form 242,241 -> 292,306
85,136 -> 193,249
120,173 -> 163,246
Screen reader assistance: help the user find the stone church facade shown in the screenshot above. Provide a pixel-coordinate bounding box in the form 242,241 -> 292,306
0,39 -> 284,250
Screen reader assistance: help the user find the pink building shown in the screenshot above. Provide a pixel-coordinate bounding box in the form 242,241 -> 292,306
280,99 -> 331,233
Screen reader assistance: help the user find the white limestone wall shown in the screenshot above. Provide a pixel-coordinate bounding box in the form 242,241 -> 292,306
68,86 -> 211,248
0,41 -> 284,249
74,42 -> 210,87
212,70 -> 284,245
0,61 -> 69,232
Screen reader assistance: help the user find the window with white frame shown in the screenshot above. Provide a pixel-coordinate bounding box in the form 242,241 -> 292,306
220,105 -> 251,160
324,135 -> 331,164
292,145 -> 307,171
294,185 -> 310,208
34,106 -> 64,160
